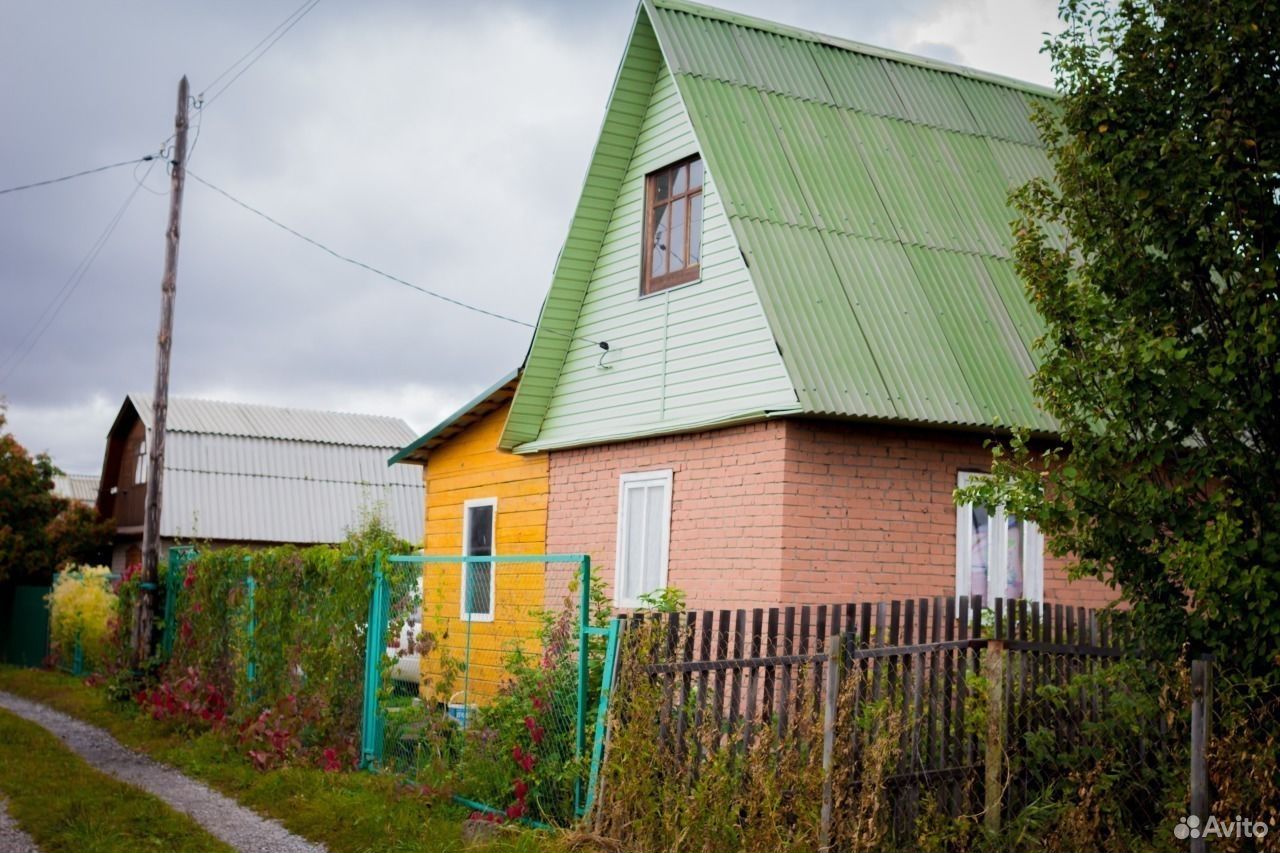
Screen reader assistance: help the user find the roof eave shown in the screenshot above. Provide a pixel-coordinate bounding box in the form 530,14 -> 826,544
389,369 -> 521,467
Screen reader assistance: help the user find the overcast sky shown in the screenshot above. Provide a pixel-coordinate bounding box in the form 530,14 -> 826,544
0,0 -> 1061,474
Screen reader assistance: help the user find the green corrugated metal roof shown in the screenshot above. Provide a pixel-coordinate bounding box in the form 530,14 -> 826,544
501,0 -> 1059,449
646,0 -> 1057,431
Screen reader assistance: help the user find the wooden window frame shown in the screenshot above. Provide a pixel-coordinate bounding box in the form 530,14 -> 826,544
614,469 -> 674,607
641,155 -> 703,295
460,497 -> 497,622
954,471 -> 1044,603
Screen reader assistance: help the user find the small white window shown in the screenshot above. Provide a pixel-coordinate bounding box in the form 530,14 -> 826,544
460,498 -> 496,622
955,472 -> 1043,603
615,470 -> 673,608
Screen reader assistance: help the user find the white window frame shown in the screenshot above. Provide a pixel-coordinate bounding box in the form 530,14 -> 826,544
460,497 -> 497,623
614,469 -> 674,608
955,472 -> 1044,604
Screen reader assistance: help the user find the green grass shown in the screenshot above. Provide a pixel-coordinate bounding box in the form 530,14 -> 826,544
0,706 -> 235,853
0,667 -> 563,853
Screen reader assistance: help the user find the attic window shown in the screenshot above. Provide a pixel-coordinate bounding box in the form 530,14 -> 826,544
134,438 -> 147,485
642,156 -> 703,295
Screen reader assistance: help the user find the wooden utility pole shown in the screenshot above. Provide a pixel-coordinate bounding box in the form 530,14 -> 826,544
133,76 -> 189,663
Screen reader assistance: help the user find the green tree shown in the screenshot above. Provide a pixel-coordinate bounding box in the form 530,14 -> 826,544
0,407 -> 114,584
963,0 -> 1279,673
0,407 -> 61,584
47,502 -> 115,571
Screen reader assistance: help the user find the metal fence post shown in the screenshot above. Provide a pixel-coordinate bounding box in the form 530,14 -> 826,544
820,631 -> 843,852
574,554 -> 592,815
1190,656 -> 1212,853
360,551 -> 386,769
584,616 -> 622,817
245,574 -> 257,702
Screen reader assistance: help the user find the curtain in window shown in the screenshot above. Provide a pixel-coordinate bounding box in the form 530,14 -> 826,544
970,505 -> 990,600
621,483 -> 665,601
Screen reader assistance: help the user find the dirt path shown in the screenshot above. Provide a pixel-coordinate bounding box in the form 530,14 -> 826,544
0,691 -> 326,853
0,798 -> 41,853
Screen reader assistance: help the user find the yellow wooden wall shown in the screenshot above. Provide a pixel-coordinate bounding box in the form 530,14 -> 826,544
418,403 -> 548,703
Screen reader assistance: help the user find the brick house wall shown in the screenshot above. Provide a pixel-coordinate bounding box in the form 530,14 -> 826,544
780,421 -> 1113,609
545,419 -> 1115,611
544,420 -> 789,610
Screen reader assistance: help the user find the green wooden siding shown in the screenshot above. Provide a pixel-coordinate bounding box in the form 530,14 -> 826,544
522,64 -> 797,451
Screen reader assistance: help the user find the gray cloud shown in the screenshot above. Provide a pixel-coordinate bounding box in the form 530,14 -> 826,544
1,0 -> 1051,474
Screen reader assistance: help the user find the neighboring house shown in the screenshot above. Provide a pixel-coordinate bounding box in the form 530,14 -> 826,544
96,394 -> 424,572
390,371 -> 550,698
51,473 -> 99,507
496,0 -> 1113,611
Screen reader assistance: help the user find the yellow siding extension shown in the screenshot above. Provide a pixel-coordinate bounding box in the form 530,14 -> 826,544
418,403 -> 548,702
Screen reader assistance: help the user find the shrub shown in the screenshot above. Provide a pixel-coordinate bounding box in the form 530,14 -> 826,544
47,566 -> 117,671
593,619 -> 824,852
117,513 -> 409,772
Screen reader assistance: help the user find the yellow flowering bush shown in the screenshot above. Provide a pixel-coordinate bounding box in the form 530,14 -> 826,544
47,566 -> 117,670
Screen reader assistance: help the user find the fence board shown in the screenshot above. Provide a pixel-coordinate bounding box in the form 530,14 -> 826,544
676,611 -> 694,759
624,594 -> 1127,834
779,606 -> 796,736
728,608 -> 745,736
762,608 -> 779,721
712,610 -> 731,737
744,608 -> 763,749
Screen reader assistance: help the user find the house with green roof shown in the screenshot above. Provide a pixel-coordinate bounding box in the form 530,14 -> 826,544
499,0 -> 1111,611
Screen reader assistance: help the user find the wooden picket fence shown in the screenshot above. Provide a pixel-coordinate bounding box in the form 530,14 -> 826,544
617,596 -> 1137,845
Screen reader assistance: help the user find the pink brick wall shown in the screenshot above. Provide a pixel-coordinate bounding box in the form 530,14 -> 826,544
780,421 -> 1114,609
544,419 -> 1116,612
545,421 -> 790,610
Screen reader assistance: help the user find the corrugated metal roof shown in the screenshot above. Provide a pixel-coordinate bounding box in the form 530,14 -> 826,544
503,0 -> 1060,445
119,396 -> 423,544
129,394 -> 416,447
645,0 -> 1057,431
52,473 -> 99,505
160,440 -> 424,540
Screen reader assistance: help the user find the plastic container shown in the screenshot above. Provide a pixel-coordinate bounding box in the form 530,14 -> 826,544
447,691 -> 475,727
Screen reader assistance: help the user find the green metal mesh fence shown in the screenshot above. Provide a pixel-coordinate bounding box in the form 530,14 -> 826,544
158,546 -> 618,822
361,553 -> 612,825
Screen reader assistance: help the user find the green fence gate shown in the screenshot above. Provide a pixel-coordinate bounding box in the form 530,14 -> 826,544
359,552 -> 621,825
2,585 -> 51,667
162,546 -> 198,660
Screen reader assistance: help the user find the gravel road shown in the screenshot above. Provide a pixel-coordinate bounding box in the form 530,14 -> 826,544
0,691 -> 326,853
0,798 -> 40,853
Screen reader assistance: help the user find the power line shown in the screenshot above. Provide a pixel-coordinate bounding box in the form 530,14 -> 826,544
0,160 -> 158,386
0,156 -> 155,196
186,168 -> 606,345
199,0 -> 321,108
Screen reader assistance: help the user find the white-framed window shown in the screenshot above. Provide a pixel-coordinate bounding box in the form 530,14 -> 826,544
460,497 -> 496,622
614,469 -> 673,608
955,471 -> 1044,603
